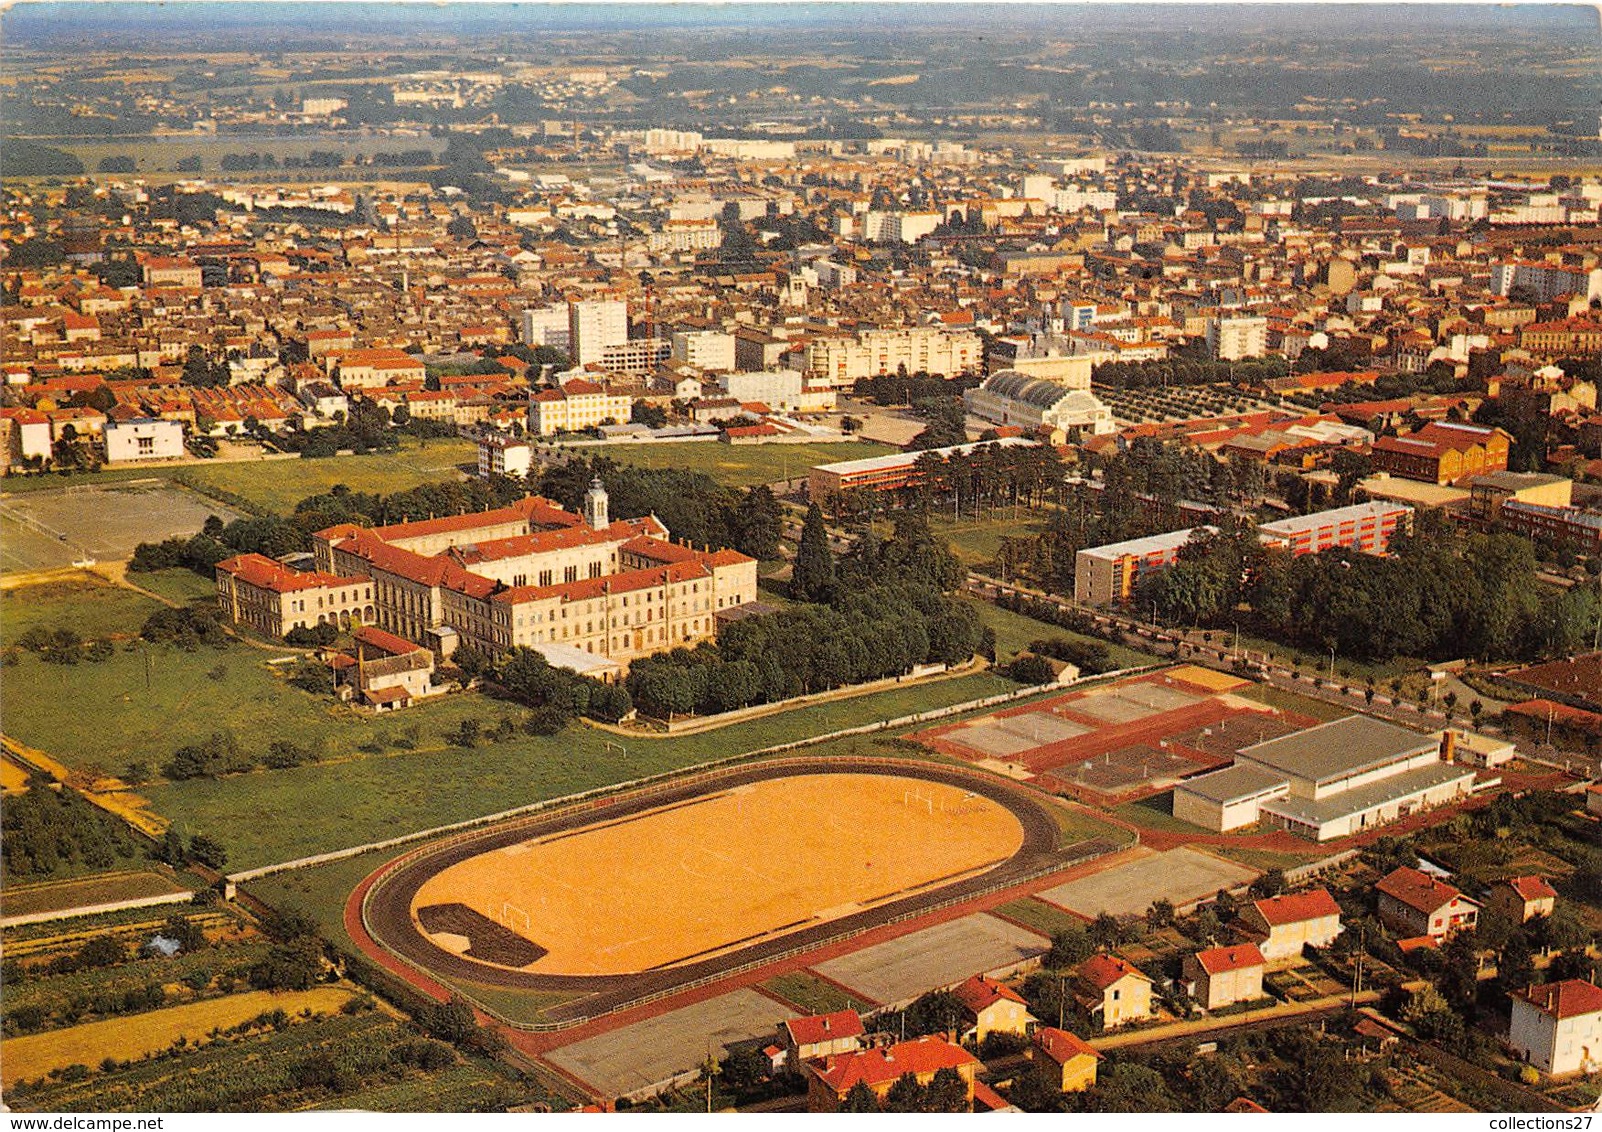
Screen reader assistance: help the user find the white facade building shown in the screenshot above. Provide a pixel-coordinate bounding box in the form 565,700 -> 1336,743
104,417 -> 185,463
671,330 -> 737,372
964,370 -> 1115,436
569,300 -> 629,366
1206,315 -> 1268,361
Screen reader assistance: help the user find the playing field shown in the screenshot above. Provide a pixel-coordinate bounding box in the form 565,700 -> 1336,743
409,772 -> 1024,976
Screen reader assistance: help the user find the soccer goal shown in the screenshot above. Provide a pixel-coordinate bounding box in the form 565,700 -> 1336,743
500,901 -> 532,936
902,788 -> 935,815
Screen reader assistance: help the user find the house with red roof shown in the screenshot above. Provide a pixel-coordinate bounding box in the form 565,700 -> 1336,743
1183,943 -> 1266,1010
1239,888 -> 1343,964
1028,1026 -> 1100,1093
1375,866 -> 1480,941
1074,954 -> 1155,1031
1486,876 -> 1558,925
953,974 -> 1033,1044
1508,979 -> 1602,1076
778,1010 -> 865,1074
803,1035 -> 979,1112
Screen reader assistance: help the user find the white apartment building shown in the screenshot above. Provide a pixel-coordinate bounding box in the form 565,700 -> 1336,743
478,434 -> 535,480
647,219 -> 723,254
804,327 -> 981,386
862,210 -> 941,244
569,300 -> 629,366
1206,314 -> 1269,361
722,370 -> 836,413
1492,261 -> 1602,303
521,304 -> 571,353
671,330 -> 737,372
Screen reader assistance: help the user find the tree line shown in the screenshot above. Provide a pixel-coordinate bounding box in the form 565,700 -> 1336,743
536,456 -> 784,561
626,582 -> 982,718
1138,513 -> 1599,662
1,773 -> 152,878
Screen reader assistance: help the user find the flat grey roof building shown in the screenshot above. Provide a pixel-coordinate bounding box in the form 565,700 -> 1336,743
1238,715 -> 1437,786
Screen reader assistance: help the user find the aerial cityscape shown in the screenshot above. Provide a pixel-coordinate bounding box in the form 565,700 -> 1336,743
2,1 -> 1602,1116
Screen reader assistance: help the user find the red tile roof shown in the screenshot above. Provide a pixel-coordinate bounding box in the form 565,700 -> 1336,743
353,625 -> 427,657
216,553 -> 359,594
783,1010 -> 864,1049
1077,954 -> 1149,991
1251,887 -> 1342,927
954,974 -> 1027,1015
809,1036 -> 977,1094
1503,876 -> 1558,903
1193,943 -> 1265,976
1376,866 -> 1467,915
1513,979 -> 1602,1020
1032,1026 -> 1100,1065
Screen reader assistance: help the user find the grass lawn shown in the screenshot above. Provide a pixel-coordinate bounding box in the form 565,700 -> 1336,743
588,440 -> 892,488
875,511 -> 1053,569
1111,792 -> 1208,837
126,568 -> 219,607
245,848 -> 404,951
1,579 -> 165,647
1210,845 -> 1323,872
995,897 -> 1086,938
175,438 -> 477,515
138,669 -> 1017,869
2,441 -> 476,517
1239,684 -> 1351,723
964,597 -> 1159,669
760,971 -> 874,1015
0,639 -> 522,781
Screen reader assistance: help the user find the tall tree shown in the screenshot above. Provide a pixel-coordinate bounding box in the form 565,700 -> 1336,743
791,503 -> 835,602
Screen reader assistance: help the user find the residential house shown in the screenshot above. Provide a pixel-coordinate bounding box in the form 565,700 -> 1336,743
1028,1027 -> 1100,1093
1074,954 -> 1155,1031
804,1035 -> 980,1112
1507,979 -> 1602,1077
1240,888 -> 1344,964
1375,866 -> 1481,941
1183,943 -> 1267,1010
953,975 -> 1033,1044
778,1010 -> 865,1075
1486,876 -> 1558,926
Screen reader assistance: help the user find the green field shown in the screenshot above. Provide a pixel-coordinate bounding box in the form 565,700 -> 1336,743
587,440 -> 892,487
1,579 -> 166,647
2,441 -> 477,516
965,597 -> 1158,670
125,568 -> 219,607
995,897 -> 1088,938
176,439 -> 476,514
1,638 -> 522,778
138,668 -> 1015,869
760,971 -> 874,1015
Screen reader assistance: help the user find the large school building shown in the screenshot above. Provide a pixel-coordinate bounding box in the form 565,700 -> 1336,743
216,480 -> 758,673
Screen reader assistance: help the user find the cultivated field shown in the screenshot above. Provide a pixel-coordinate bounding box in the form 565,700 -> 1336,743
587,439 -> 891,487
1,987 -> 353,1087
410,772 -> 1024,975
0,870 -> 190,919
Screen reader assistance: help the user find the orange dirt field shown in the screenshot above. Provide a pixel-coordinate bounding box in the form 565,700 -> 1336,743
409,773 -> 1025,976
